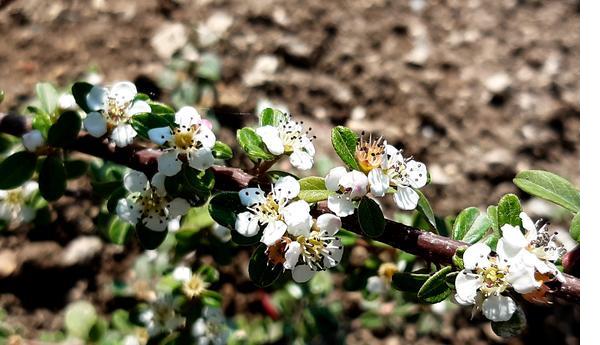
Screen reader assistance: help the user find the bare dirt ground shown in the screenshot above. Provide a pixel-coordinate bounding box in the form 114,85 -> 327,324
0,0 -> 579,344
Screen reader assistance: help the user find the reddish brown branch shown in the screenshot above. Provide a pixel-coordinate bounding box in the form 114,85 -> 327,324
0,113 -> 580,303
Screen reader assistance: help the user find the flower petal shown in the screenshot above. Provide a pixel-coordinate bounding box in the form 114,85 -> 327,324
325,166 -> 347,191
239,188 -> 265,206
327,195 -> 355,217
194,127 -> 216,149
143,209 -> 168,232
148,126 -> 173,146
235,212 -> 260,237
482,295 -> 517,322
167,198 -> 190,218
116,198 -> 142,224
284,241 -> 301,269
151,173 -> 167,196
519,212 -> 538,241
325,237 -> 343,268
383,144 -> 403,169
289,150 -> 314,170
111,124 -> 137,147
368,168 -> 389,197
292,264 -> 315,283
500,224 -> 528,255
273,176 -> 300,201
188,147 -> 215,171
339,170 -> 369,199
256,125 -> 284,155
109,81 -> 137,104
173,266 -> 192,282
175,106 -> 201,128
86,85 -> 106,111
463,243 -> 491,270
316,213 -> 342,236
127,100 -> 151,116
406,160 -> 427,189
157,150 -> 182,176
455,271 -> 481,305
83,112 -> 108,137
261,220 -> 287,246
123,170 -> 148,193
281,200 -> 312,237
392,186 -> 419,210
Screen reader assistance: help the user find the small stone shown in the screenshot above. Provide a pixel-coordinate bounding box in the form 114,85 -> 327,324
151,23 -> 188,60
484,73 -> 512,94
197,12 -> 234,47
0,250 -> 17,277
61,237 -> 103,266
243,55 -> 279,87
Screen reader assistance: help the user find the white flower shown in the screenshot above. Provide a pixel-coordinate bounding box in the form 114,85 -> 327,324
0,181 -> 38,226
22,130 -> 45,152
139,296 -> 185,336
325,167 -> 369,217
191,307 -> 229,345
497,212 -> 566,283
172,265 -> 207,299
235,176 -> 311,246
148,106 -> 216,176
82,81 -> 151,147
116,170 -> 190,231
58,94 -> 77,110
366,262 -> 401,295
454,243 -> 539,322
284,213 -> 344,283
255,114 -> 315,170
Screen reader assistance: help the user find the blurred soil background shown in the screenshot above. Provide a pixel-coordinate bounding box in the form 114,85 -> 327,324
0,0 -> 579,344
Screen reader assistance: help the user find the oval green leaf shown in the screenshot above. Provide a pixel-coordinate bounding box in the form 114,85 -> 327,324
331,126 -> 360,170
236,127 -> 274,162
136,224 -> 168,250
72,82 -> 94,113
39,156 -> 67,201
415,190 -> 437,232
570,212 -> 580,242
47,111 -> 82,147
0,151 -> 37,189
298,176 -> 332,203
513,170 -> 580,213
497,194 -> 522,228
417,266 -> 453,304
36,82 -> 59,115
249,243 -> 283,287
212,141 -> 233,160
208,192 -> 245,229
358,196 -> 386,238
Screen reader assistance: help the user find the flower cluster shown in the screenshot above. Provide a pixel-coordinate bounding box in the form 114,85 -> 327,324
325,133 -> 428,217
149,106 -> 216,176
235,176 -> 343,282
454,212 -> 566,321
256,113 -> 316,170
116,170 -> 190,231
83,81 -> 150,147
0,181 -> 38,227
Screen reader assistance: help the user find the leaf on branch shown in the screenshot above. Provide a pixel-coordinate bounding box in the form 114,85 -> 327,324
570,212 -> 580,242
147,100 -> 175,115
130,113 -> 174,140
415,190 -> 437,232
497,194 -> 522,228
249,243 -> 283,287
331,126 -> 360,171
236,127 -> 274,162
108,216 -> 132,245
212,141 -> 233,160
135,224 -> 168,250
298,176 -> 332,203
47,111 -> 82,147
208,192 -> 245,229
513,170 -> 580,213
0,151 -> 37,189
259,108 -> 286,127
358,196 -> 386,238
71,82 -> 94,113
36,82 -> 59,116
452,207 -> 492,244
39,155 -> 67,201
391,271 -> 429,292
417,266 -> 453,304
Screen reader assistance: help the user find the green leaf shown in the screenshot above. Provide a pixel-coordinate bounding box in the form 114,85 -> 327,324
453,207 -> 492,244
417,266 -> 453,304
91,180 -> 122,198
178,167 -> 214,206
513,170 -> 580,213
487,205 -> 499,232
570,212 -> 580,242
358,197 -> 386,237
391,272 -> 429,292
331,126 -> 360,170
0,151 -> 37,189
148,101 -> 175,115
259,108 -> 286,127
298,176 -> 332,203
36,82 -> 59,115
212,141 -> 233,160
72,82 -> 94,113
65,301 -> 98,340
47,111 -> 82,147
208,192 -> 245,229
415,190 -> 437,232
236,127 -> 274,162
136,224 -> 168,250
64,159 -> 89,179
497,194 -> 522,228
249,243 -> 283,287
130,113 -> 174,140
39,156 -> 67,201
28,105 -> 53,135
108,217 -> 132,245
491,307 -> 526,337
